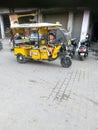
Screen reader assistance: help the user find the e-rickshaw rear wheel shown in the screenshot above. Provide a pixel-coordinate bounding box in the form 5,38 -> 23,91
17,54 -> 26,63
61,56 -> 72,68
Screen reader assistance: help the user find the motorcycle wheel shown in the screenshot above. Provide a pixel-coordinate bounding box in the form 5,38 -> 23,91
70,52 -> 74,58
61,56 -> 72,68
80,56 -> 84,61
17,54 -> 26,63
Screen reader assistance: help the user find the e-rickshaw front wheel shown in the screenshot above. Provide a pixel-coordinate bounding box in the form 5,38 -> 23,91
17,54 -> 26,63
60,56 -> 72,68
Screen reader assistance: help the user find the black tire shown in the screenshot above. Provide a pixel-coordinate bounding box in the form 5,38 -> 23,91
17,54 -> 26,63
70,52 -> 74,59
61,56 -> 72,68
80,56 -> 84,61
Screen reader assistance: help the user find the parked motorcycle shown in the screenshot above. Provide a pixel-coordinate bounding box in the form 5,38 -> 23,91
91,43 -> 98,60
78,35 -> 89,60
78,44 -> 88,60
66,38 -> 78,58
0,41 -> 3,50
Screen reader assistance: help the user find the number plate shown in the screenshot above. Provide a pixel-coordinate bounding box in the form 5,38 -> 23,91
80,53 -> 84,56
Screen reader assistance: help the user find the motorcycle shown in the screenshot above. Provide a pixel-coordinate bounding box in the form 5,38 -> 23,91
78,44 -> 88,60
0,41 -> 3,50
66,38 -> 78,58
78,35 -> 89,60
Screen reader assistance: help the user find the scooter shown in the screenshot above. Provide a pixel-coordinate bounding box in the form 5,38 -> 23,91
78,37 -> 89,60
0,41 -> 3,50
78,44 -> 88,60
66,38 -> 78,58
66,44 -> 75,58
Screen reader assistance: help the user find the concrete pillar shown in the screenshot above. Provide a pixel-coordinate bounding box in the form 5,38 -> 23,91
67,12 -> 74,37
80,10 -> 90,41
0,15 -> 5,39
38,13 -> 43,23
36,9 -> 43,23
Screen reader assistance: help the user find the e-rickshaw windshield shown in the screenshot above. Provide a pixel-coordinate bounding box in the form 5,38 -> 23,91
58,27 -> 71,40
56,27 -> 71,44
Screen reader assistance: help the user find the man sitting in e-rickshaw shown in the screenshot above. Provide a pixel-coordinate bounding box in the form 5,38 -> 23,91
47,32 -> 56,55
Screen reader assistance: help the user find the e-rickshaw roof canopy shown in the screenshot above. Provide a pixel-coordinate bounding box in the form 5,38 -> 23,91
10,22 -> 62,29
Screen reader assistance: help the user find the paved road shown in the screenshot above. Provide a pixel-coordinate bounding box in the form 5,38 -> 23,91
0,39 -> 98,130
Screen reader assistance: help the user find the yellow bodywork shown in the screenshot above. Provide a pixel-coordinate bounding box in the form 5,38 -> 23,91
52,45 -> 61,58
40,46 -> 49,59
38,28 -> 48,34
30,49 -> 40,60
14,46 -> 32,57
67,40 -> 72,45
14,44 -> 61,60
30,46 -> 49,60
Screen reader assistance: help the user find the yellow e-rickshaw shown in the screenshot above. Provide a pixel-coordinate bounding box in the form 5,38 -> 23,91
10,22 -> 72,68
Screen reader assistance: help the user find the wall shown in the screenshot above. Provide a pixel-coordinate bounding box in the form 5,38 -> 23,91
43,13 -> 68,29
72,12 -> 83,39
